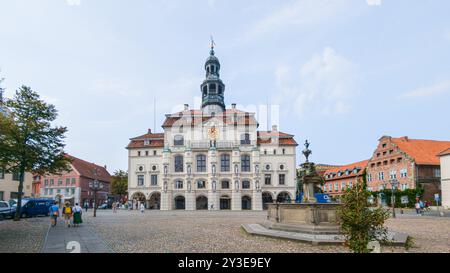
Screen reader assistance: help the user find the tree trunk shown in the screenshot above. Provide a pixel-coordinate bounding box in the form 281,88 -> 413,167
14,168 -> 25,221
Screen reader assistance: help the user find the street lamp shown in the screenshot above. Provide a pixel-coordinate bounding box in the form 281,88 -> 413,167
388,179 -> 399,218
89,168 -> 104,218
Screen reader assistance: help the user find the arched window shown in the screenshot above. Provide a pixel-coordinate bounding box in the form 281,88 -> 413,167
240,133 -> 251,145
197,180 -> 206,189
196,154 -> 206,172
203,86 -> 207,96
221,180 -> 230,189
174,135 -> 184,146
218,85 -> 223,95
241,155 -> 251,172
220,154 -> 230,172
174,155 -> 184,173
175,180 -> 183,189
242,180 -> 251,189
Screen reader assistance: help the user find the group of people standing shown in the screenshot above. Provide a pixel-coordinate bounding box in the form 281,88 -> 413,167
49,201 -> 83,227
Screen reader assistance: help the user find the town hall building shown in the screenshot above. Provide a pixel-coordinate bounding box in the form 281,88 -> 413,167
126,45 -> 298,211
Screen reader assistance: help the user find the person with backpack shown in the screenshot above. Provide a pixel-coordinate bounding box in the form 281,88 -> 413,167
62,202 -> 73,227
49,201 -> 60,227
72,203 -> 83,227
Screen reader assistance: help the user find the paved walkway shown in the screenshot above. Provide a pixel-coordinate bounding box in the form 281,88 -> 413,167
41,221 -> 113,253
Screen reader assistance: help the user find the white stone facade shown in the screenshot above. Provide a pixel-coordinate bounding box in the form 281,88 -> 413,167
439,152 -> 450,209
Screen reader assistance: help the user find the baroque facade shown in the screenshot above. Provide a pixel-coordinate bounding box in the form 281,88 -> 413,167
127,46 -> 298,211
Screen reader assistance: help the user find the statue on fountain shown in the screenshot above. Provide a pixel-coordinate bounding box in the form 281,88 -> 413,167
297,140 -> 324,203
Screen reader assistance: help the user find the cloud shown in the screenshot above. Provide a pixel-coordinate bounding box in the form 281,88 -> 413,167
242,0 -> 352,41
366,0 -> 382,6
273,47 -> 359,119
401,80 -> 450,98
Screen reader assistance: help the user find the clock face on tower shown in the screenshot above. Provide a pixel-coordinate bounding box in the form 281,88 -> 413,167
208,127 -> 218,140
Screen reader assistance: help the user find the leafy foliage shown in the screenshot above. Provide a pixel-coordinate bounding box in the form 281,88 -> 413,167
111,170 -> 128,197
338,169 -> 390,253
0,86 -> 71,220
370,188 -> 424,208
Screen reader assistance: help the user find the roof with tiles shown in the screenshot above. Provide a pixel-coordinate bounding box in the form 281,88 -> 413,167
162,108 -> 258,127
65,154 -> 111,182
390,137 -> 450,165
438,148 -> 450,157
127,129 -> 165,149
324,159 -> 369,181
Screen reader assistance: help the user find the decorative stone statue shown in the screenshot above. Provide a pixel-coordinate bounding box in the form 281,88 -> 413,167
300,141 -> 323,203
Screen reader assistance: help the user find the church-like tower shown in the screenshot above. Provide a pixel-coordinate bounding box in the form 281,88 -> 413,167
201,43 -> 225,115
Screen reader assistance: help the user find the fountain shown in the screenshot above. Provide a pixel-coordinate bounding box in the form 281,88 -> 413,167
242,140 -> 408,246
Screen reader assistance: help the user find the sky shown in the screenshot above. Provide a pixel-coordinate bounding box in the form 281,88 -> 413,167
1,0 -> 450,172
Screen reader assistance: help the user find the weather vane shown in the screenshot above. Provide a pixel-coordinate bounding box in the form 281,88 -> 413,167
210,35 -> 215,50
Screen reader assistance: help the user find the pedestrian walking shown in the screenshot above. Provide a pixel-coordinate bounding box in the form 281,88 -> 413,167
62,202 -> 73,227
84,201 -> 89,212
415,201 -> 421,215
140,203 -> 145,213
49,201 -> 60,227
72,203 -> 83,227
112,202 -> 117,213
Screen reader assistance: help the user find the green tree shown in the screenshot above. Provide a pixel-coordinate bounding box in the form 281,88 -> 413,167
111,170 -> 128,200
0,86 -> 71,221
338,169 -> 390,253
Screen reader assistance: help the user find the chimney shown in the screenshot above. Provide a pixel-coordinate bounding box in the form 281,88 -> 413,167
272,125 -> 278,132
104,165 -> 107,170
184,104 -> 189,111
148,128 -> 152,134
232,103 -> 236,109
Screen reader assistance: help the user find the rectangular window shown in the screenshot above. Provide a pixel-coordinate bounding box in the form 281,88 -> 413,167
0,191 -> 4,201
44,179 -> 49,186
221,154 -> 230,172
434,168 -> 441,178
12,172 -> 20,181
175,156 -> 184,173
138,151 -> 141,157
71,188 -> 75,195
265,174 -> 271,185
348,181 -> 353,188
279,174 -> 285,185
153,150 -> 157,156
197,155 -> 207,172
242,180 -> 251,189
334,183 -> 339,191
390,170 -> 397,179
400,169 -> 407,178
137,175 -> 144,186
367,173 -> 372,182
50,179 -> 54,185
378,172 -> 384,181
66,178 -> 70,185
0,170 -> 4,180
58,179 -> 63,186
341,182 -> 346,190
71,178 -> 76,185
241,155 -> 251,172
328,183 -> 332,191
151,175 -> 158,186
145,151 -> 149,156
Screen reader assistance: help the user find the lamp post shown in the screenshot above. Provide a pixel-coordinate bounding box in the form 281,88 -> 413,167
89,168 -> 104,218
388,179 -> 399,218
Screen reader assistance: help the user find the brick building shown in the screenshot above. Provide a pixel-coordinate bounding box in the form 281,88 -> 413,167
40,154 -> 111,207
323,160 -> 369,198
366,136 -> 450,201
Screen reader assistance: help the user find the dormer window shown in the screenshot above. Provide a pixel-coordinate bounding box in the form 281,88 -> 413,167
144,139 -> 150,146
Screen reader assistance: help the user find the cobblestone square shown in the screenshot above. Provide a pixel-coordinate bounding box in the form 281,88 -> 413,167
1,210 -> 449,253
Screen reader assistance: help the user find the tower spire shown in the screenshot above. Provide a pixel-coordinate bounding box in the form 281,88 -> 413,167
201,38 -> 225,115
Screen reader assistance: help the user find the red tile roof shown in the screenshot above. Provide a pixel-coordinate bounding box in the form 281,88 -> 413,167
162,109 -> 258,127
438,148 -> 450,157
66,154 -> 111,182
391,137 -> 450,165
324,159 -> 369,180
127,130 -> 165,149
257,131 -> 298,146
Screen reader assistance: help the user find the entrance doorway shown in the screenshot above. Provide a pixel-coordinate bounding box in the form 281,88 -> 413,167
148,192 -> 161,210
220,195 -> 231,210
242,196 -> 252,210
262,192 -> 273,210
196,196 -> 208,210
174,196 -> 185,210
